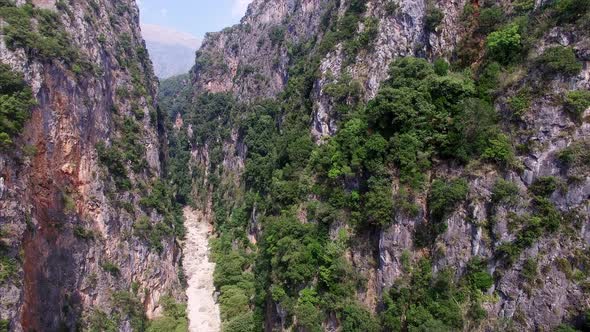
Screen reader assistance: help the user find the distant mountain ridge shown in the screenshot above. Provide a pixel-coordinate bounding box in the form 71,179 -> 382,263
141,24 -> 200,79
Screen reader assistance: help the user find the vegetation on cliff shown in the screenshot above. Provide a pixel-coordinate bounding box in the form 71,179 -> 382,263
158,0 -> 590,330
0,64 -> 35,147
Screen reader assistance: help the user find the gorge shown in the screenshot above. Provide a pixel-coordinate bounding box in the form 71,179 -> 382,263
1,0 -> 590,331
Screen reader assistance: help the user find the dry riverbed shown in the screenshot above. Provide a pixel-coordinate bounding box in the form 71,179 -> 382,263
183,207 -> 221,332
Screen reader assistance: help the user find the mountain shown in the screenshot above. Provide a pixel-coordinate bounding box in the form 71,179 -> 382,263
1,0 -> 589,331
141,24 -> 200,79
0,1 -> 185,330
164,0 -> 590,330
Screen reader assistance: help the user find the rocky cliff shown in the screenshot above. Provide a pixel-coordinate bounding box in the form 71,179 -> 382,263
167,0 -> 590,331
0,0 -> 185,331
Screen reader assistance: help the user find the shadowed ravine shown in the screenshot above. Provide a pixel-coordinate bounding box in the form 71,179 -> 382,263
182,208 -> 221,332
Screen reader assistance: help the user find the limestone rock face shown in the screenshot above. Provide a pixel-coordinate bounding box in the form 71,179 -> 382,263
192,0 -> 334,100
0,1 -> 183,331
146,0 -> 590,330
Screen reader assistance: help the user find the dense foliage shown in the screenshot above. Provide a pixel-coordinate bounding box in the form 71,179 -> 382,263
381,256 -> 495,330
0,64 -> 35,147
159,0 -> 590,331
181,55 -> 515,331
146,296 -> 189,332
85,293 -> 187,332
159,74 -> 192,119
0,2 -> 86,68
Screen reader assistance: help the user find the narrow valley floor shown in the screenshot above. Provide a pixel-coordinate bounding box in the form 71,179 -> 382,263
182,207 -> 221,332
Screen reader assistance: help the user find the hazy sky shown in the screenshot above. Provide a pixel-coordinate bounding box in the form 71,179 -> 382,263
137,0 -> 253,41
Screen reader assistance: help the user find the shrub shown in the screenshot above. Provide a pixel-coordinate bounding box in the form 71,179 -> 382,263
340,15 -> 380,59
557,140 -> 590,172
382,260 -> 465,331
74,226 -> 95,240
0,255 -> 17,283
425,6 -> 444,31
0,320 -> 7,332
96,142 -> 131,190
554,325 -> 578,332
100,260 -> 120,276
434,58 -> 449,76
341,304 -> 380,332
431,178 -> 469,221
482,133 -> 514,165
513,0 -> 534,13
466,257 -> 493,291
529,176 -> 558,197
492,179 -> 520,205
508,89 -> 531,116
222,312 -> 255,332
85,310 -> 117,332
269,26 -> 285,46
537,46 -> 582,77
532,197 -> 561,232
364,177 -> 394,226
476,62 -> 501,101
120,117 -> 146,172
496,242 -> 521,265
347,0 -> 368,14
112,291 -> 147,331
478,6 -> 505,34
95,116 -> 148,188
359,17 -> 380,48
471,271 -> 494,291
521,258 -> 538,282
486,24 -> 522,64
385,1 -> 399,15
323,73 -> 363,112
62,191 -> 76,213
565,90 -> 590,119
146,296 -> 188,332
554,0 -> 590,24
498,199 -> 562,265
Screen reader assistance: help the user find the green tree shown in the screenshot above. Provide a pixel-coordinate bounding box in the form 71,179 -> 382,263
341,304 -> 380,332
222,313 -> 255,332
486,24 -> 522,64
364,177 -> 394,226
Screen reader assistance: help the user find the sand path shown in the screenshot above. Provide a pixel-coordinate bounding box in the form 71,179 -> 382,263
183,207 -> 221,332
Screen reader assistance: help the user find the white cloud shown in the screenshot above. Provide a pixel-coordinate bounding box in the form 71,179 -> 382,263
231,0 -> 253,18
141,23 -> 201,49
160,8 -> 168,16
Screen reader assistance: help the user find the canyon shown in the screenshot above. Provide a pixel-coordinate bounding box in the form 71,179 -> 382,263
1,0 -> 590,331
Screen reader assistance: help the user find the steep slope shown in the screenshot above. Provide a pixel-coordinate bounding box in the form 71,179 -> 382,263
191,0 -> 333,99
168,0 -> 590,331
0,0 -> 185,331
